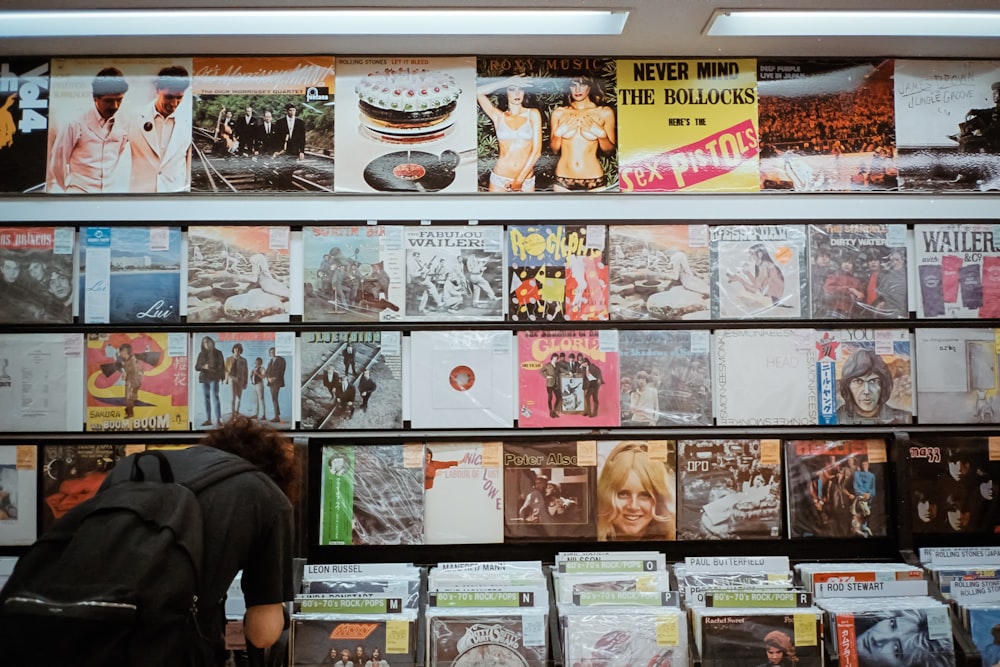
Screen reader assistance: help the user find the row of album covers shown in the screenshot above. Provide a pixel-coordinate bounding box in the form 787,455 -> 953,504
1,435 -> 997,548
1,55 -> 1000,196
3,327 -> 1000,432
1,222 -> 998,325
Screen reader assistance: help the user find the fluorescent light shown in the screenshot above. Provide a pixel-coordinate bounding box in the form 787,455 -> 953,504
1,9 -> 628,37
705,9 -> 1000,38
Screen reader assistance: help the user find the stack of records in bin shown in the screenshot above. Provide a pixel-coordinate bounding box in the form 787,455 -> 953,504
795,561 -> 924,595
673,560 -> 794,609
554,551 -> 687,667
425,561 -> 548,667
291,562 -> 421,667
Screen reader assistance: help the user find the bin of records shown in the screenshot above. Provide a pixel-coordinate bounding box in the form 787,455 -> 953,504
674,556 -> 794,609
551,550 -> 669,606
794,562 -> 925,597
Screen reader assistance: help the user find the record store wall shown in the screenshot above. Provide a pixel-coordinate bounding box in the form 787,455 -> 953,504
0,46 -> 998,568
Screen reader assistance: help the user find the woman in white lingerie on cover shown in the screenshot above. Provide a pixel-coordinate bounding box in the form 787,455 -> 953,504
477,75 -> 542,192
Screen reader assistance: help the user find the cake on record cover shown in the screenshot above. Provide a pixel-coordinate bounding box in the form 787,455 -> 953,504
300,330 -> 402,430
302,225 -> 405,323
507,223 -> 609,322
785,439 -> 888,539
0,57 -> 49,193
913,223 -> 1000,319
503,441 -> 595,541
517,329 -> 619,428
609,224 -> 711,320
319,443 -> 424,546
0,333 -> 83,433
0,226 -> 75,324
677,439 -> 782,540
915,328 -> 1000,424
618,329 -> 712,426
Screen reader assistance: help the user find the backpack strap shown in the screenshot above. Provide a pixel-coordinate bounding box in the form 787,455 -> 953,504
129,450 -> 174,483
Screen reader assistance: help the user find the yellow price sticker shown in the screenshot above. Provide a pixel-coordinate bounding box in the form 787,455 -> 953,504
577,441 -> 597,467
759,439 -> 781,466
16,445 -> 36,470
867,440 -> 887,464
125,445 -> 146,457
386,620 -> 410,654
656,615 -> 679,646
794,614 -> 818,646
647,440 -> 669,462
990,437 -> 1000,462
481,442 -> 503,467
403,443 -> 424,468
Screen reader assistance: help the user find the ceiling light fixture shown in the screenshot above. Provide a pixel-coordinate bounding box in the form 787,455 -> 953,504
0,8 -> 629,38
705,9 -> 1000,38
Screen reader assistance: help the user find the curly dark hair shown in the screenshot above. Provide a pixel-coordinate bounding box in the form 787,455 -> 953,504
200,415 -> 300,504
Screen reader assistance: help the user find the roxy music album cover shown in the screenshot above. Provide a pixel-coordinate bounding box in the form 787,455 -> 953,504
894,59 -> 1000,192
503,441 -> 595,541
318,443 -> 424,546
47,57 -> 194,194
618,58 -> 758,193
191,56 -> 335,194
0,57 -> 49,193
677,439 -> 783,540
291,617 -> 417,667
84,332 -> 188,432
0,333 -> 83,433
913,223 -> 1000,319
905,435 -> 1000,536
608,224 -> 711,320
299,330 -> 403,431
302,225 -> 405,323
517,329 -> 619,429
596,440 -> 677,542
41,443 -> 128,533
477,56 -> 618,193
0,226 -> 75,324
187,225 -> 291,324
428,614 -> 548,667
191,331 -> 295,430
698,611 -> 822,667
335,56 -> 477,194
815,328 -> 912,426
808,223 -> 908,320
618,329 -> 712,426
79,226 -> 182,324
757,58 -> 896,193
710,224 -> 808,319
915,328 -> 1000,424
403,225 -> 505,321
424,442 -> 504,545
507,224 -> 609,323
0,445 -> 38,546
784,439 -> 888,539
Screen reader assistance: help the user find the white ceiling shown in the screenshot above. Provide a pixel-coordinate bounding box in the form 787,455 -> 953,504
1,0 -> 999,59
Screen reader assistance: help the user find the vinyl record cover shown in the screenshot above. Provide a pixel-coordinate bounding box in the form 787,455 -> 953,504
85,332 -> 188,432
609,224 -> 711,320
758,58 -> 896,192
905,435 -> 1000,536
969,606 -> 1000,667
424,442 -> 504,545
477,56 -> 618,193
302,225 -> 405,323
677,439 -> 783,540
915,328 -> 1000,424
894,59 -> 1000,192
0,333 -> 84,432
507,223 -> 609,322
291,617 -> 417,667
319,444 -> 424,545
192,331 -> 295,429
428,614 -> 547,667
618,58 -> 758,193
409,330 -> 515,429
517,329 -> 619,428
403,226 -> 505,321
913,223 -> 1000,319
816,329 -> 912,426
596,440 -> 676,542
784,439 -> 888,539
618,329 -> 712,426
335,57 -> 477,194
47,57 -> 194,193
714,328 -> 817,426
187,225 -> 291,323
503,441 -> 595,541
711,224 -> 808,319
191,56 -> 335,193
79,226 -> 182,324
0,226 -> 75,324
563,611 -> 684,667
41,443 -> 128,533
699,612 -> 822,667
300,330 -> 402,430
0,57 -> 49,193
808,223 -> 908,319
0,445 -> 38,546
829,606 -> 954,667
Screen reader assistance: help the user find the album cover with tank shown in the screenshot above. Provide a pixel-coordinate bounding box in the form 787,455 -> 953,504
335,56 -> 477,193
0,226 -> 75,324
0,333 -> 84,432
409,330 -> 515,429
0,445 -> 38,546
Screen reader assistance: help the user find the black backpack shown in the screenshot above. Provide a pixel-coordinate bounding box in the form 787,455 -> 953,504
0,450 -> 257,667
